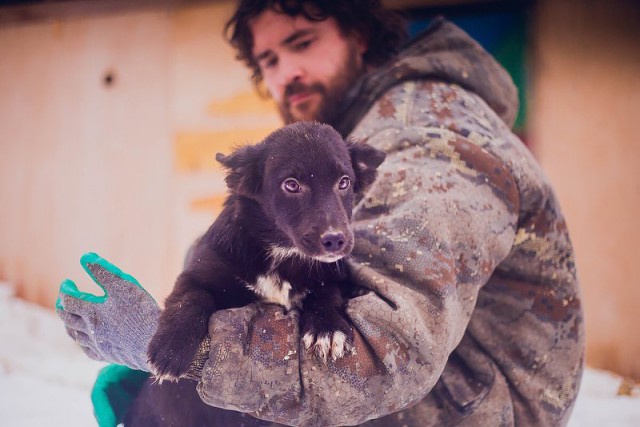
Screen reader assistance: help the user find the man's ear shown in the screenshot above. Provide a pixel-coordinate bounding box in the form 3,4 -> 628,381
347,138 -> 386,193
216,143 -> 265,196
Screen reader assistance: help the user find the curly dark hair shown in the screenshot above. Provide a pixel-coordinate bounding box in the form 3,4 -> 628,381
224,0 -> 408,87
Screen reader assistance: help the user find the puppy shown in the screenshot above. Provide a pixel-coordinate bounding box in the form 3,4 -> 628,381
147,121 -> 386,382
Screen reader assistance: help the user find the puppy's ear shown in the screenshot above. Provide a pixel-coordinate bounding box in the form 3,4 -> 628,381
216,143 -> 265,196
347,138 -> 386,193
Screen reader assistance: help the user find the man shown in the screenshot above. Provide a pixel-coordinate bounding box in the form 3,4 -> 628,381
57,1 -> 585,425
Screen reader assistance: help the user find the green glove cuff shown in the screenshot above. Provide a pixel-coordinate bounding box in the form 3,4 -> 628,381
56,252 -> 155,310
92,364 -> 150,427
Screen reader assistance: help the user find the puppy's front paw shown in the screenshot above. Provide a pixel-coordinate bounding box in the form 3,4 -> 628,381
301,310 -> 354,363
147,321 -> 205,383
302,329 -> 355,363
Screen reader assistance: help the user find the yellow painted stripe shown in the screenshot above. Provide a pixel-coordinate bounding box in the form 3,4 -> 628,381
174,127 -> 277,172
190,193 -> 228,213
208,90 -> 277,116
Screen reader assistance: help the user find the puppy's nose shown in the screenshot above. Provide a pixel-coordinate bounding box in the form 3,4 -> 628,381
321,232 -> 346,252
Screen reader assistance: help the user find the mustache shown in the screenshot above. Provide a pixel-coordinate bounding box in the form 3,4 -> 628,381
284,81 -> 325,100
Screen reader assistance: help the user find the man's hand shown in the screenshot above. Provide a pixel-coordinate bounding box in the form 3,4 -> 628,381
56,252 -> 160,371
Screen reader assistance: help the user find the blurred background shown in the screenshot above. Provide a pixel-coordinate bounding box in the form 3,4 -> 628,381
0,0 -> 638,383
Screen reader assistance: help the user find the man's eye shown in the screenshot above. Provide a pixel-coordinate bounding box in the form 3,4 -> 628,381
282,178 -> 301,193
338,176 -> 351,190
294,39 -> 313,51
263,57 -> 277,69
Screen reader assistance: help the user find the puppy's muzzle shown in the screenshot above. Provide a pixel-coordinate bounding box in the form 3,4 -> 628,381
320,231 -> 346,253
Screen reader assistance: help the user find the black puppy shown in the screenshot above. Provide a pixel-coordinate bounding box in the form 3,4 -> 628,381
147,121 -> 386,381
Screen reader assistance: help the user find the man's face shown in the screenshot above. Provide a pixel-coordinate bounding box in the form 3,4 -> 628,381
250,9 -> 367,125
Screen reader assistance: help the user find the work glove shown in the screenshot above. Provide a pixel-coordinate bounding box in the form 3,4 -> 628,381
56,252 -> 160,372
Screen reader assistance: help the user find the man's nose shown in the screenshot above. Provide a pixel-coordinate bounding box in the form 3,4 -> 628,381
277,57 -> 304,90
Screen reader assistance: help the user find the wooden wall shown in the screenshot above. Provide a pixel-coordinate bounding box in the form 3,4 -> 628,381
531,0 -> 640,378
0,0 -> 638,377
0,1 -> 280,305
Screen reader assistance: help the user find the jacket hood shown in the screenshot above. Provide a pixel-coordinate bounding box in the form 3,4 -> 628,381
334,18 -> 519,136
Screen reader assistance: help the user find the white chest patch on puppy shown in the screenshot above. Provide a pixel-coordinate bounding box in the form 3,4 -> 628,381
248,273 -> 303,311
268,245 -> 308,269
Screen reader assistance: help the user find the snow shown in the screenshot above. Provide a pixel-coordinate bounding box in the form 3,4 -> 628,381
0,282 -> 105,426
569,369 -> 640,427
0,283 -> 638,426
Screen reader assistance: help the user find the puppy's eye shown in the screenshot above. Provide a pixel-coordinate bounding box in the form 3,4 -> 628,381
338,176 -> 351,190
282,178 -> 301,193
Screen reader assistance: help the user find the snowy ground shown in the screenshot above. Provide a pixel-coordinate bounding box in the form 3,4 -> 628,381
0,283 -> 638,426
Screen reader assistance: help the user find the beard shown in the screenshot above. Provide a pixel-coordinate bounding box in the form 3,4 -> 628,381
278,46 -> 364,127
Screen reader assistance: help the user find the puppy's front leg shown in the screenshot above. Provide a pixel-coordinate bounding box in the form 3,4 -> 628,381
147,270 -> 217,382
301,284 -> 354,363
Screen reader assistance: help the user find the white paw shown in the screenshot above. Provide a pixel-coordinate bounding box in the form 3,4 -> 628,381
302,330 -> 353,363
151,373 -> 179,385
148,364 -> 180,385
302,331 -> 315,350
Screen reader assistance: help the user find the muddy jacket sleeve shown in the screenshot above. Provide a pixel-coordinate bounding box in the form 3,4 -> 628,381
187,85 -> 520,427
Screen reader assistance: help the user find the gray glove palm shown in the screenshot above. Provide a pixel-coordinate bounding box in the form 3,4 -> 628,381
56,252 -> 160,371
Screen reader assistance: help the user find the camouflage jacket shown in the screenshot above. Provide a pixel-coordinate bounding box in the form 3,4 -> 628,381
189,19 -> 585,426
